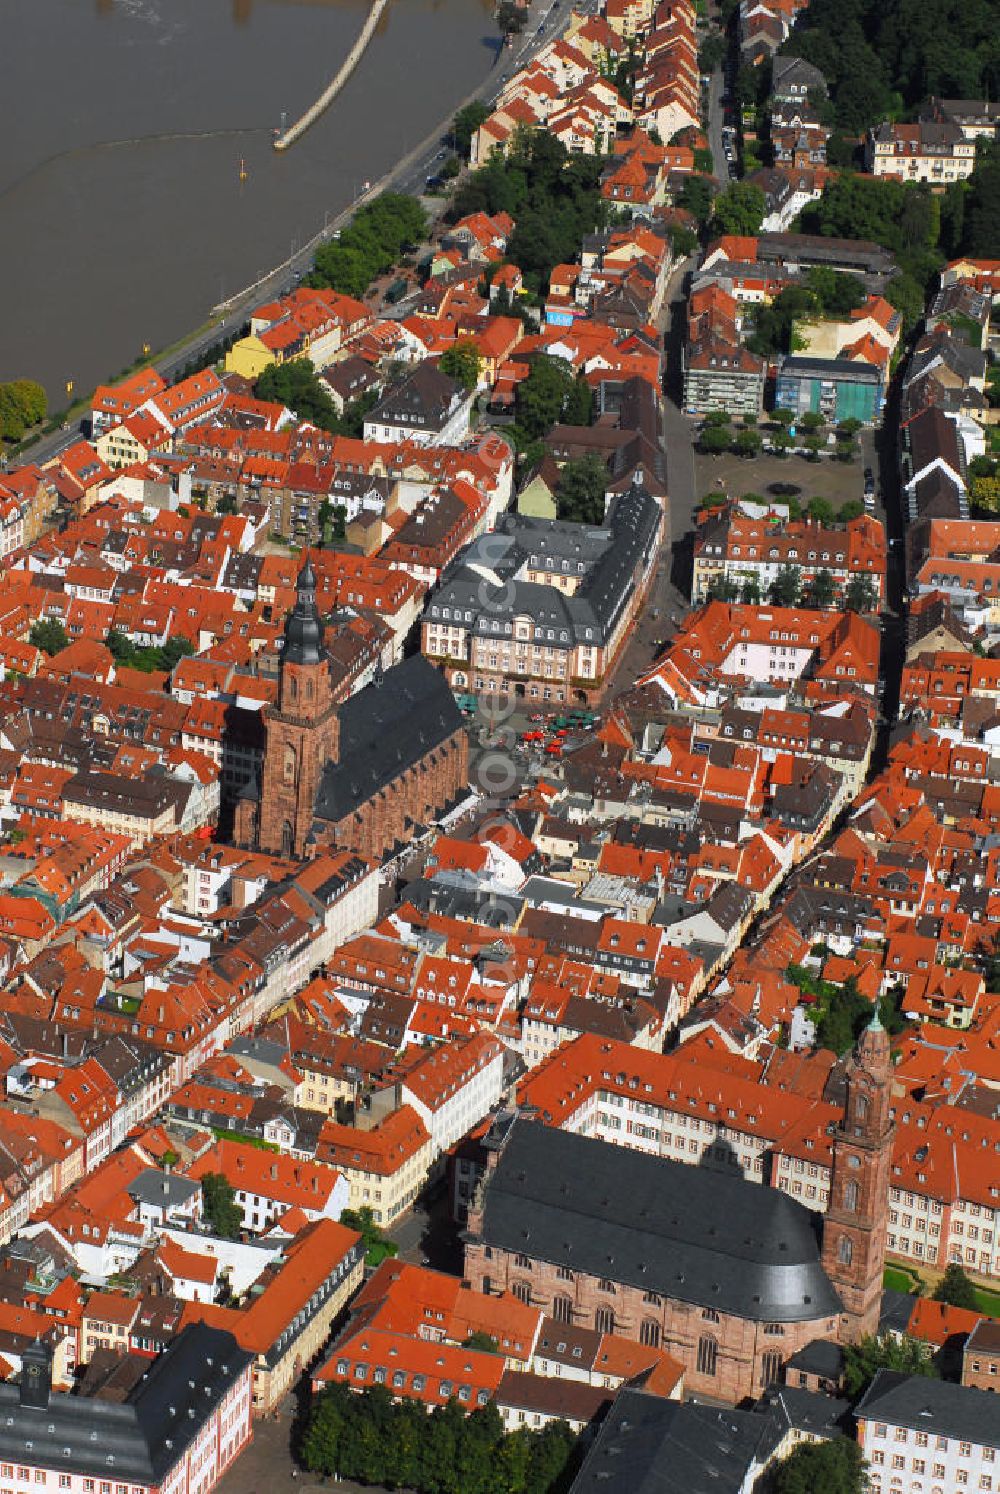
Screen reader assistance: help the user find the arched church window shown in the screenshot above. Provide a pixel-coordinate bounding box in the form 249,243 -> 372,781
838,1235 -> 853,1266
844,1180 -> 859,1213
283,745 -> 296,784
281,820 -> 294,859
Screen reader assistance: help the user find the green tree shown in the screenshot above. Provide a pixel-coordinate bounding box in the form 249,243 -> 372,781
814,976 -> 873,1055
0,379 -> 48,443
158,636 -> 195,673
711,182 -> 766,237
807,496 -> 836,525
524,1420 -> 577,1494
257,358 -> 339,430
452,101 -> 490,156
843,1333 -> 939,1399
844,574 -> 879,613
806,267 -> 866,317
698,33 -> 727,71
933,1262 -> 978,1311
963,148 -> 1000,257
311,193 -> 427,299
496,0 -> 527,33
769,563 -> 802,606
735,427 -> 763,457
773,1438 -> 867,1494
439,338 -> 482,393
215,493 -> 239,516
826,132 -> 858,169
340,1204 -> 399,1267
678,174 -> 715,223
201,1172 -> 243,1240
564,374 -> 594,427
807,568 -> 837,609
106,629 -> 137,665
514,355 -> 576,440
556,454 -> 608,525
450,131 -> 607,293
29,618 -> 69,656
700,424 -> 731,454
669,222 -> 699,258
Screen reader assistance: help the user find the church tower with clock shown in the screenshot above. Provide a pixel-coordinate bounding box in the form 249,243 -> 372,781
236,561 -> 340,859
822,1009 -> 895,1342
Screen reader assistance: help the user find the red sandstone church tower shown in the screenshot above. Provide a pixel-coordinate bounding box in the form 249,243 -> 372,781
822,1009 -> 895,1342
246,561 -> 340,859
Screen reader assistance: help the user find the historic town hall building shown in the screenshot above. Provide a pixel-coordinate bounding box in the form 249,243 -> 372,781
235,563 -> 468,863
464,1014 -> 894,1402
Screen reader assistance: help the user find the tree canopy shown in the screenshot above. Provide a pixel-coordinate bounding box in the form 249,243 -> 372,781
256,359 -> 379,438
201,1173 -> 243,1240
843,1333 -> 939,1399
29,618 -> 69,657
310,193 -> 427,300
780,0 -> 998,134
962,146 -> 1000,258
453,102 -> 491,157
301,1384 -> 579,1494
340,1205 -> 399,1268
845,575 -> 879,613
710,182 -> 766,237
555,454 -> 608,525
106,630 -> 195,675
439,339 -> 483,393
0,379 -> 47,443
448,130 -> 607,292
773,1438 -> 868,1494
678,174 -> 715,224
514,355 -> 592,443
932,1262 -> 979,1311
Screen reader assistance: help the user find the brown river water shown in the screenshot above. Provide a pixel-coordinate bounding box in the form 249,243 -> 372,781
3,0 -> 499,403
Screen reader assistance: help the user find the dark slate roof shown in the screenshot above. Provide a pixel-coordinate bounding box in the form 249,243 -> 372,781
427,483 -> 661,649
476,1122 -> 841,1323
566,1388 -> 783,1494
313,655 -> 463,830
367,362 -> 460,433
127,1169 -> 200,1209
282,561 -> 327,667
786,1336 -> 846,1380
856,1370 -> 1000,1447
761,1386 -> 853,1439
0,1325 -> 251,1484
778,355 -> 882,384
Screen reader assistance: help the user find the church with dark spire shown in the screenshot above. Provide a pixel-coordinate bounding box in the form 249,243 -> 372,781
234,562 -> 468,863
